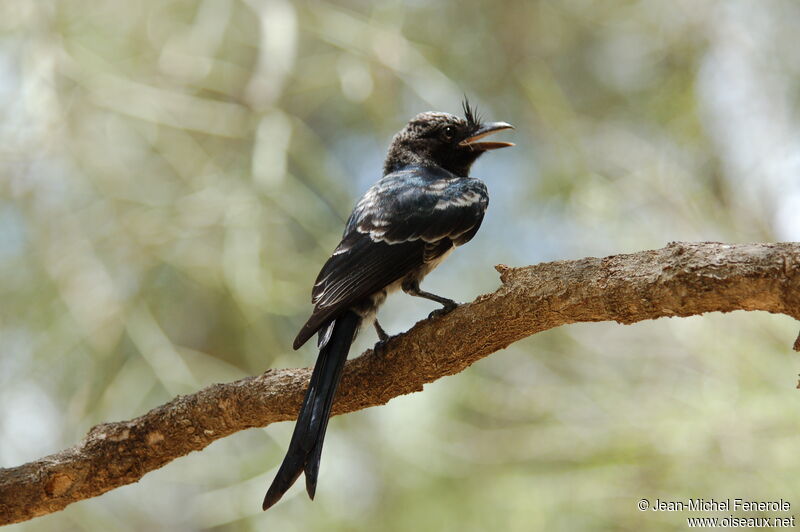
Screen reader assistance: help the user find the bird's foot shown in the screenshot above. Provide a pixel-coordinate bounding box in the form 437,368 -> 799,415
428,301 -> 459,320
372,338 -> 390,357
372,319 -> 391,356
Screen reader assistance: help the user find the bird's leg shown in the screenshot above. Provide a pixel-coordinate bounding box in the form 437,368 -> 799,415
374,319 -> 389,342
372,319 -> 390,356
402,280 -> 459,319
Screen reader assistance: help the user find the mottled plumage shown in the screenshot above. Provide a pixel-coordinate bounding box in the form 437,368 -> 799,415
263,100 -> 513,511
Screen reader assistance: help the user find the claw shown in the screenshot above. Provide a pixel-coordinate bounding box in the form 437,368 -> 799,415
428,302 -> 459,320
372,339 -> 388,357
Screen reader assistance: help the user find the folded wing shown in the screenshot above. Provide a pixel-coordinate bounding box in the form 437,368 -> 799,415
293,166 -> 488,349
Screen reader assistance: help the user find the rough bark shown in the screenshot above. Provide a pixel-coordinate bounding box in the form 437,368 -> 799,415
1,242 -> 799,524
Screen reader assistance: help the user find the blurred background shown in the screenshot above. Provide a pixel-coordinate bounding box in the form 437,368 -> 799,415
2,0 -> 800,530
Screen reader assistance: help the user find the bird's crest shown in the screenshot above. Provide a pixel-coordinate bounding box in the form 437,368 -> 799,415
462,97 -> 481,127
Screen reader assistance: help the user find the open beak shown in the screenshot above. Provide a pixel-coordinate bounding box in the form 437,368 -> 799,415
459,121 -> 515,150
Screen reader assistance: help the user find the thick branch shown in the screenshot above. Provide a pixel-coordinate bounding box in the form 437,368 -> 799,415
2,242 -> 799,524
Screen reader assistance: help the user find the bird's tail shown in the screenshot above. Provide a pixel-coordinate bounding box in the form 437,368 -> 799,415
262,310 -> 360,510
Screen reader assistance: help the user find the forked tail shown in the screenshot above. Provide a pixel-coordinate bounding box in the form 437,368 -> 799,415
262,310 -> 360,510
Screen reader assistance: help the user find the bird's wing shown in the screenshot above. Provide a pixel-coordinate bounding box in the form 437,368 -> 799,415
348,166 -> 489,245
293,166 -> 488,349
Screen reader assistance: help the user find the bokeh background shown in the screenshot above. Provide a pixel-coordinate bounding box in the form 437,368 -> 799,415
2,0 -> 800,530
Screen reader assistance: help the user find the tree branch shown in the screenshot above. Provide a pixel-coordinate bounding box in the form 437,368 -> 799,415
2,242 -> 799,524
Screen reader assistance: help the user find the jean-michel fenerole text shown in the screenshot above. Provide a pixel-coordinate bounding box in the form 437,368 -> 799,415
650,498 -> 790,513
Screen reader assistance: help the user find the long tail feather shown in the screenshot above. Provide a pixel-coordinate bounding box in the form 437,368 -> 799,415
262,311 -> 360,510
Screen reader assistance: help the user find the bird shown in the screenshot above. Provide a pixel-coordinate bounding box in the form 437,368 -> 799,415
262,100 -> 513,510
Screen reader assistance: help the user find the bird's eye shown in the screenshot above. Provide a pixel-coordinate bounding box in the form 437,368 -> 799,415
442,126 -> 456,140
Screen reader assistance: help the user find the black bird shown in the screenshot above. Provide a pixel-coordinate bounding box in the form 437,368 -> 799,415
263,100 -> 513,510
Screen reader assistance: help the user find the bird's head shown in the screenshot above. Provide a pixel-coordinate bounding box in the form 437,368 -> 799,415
384,100 -> 514,176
